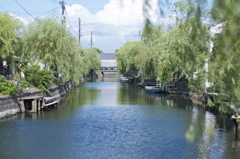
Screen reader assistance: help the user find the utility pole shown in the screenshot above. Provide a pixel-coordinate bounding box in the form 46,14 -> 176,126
88,31 -> 102,48
61,0 -> 65,16
79,18 -> 81,44
59,0 -> 65,23
90,31 -> 93,48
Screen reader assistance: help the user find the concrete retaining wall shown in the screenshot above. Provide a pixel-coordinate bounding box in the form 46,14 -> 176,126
0,96 -> 20,118
0,81 -> 72,119
49,81 -> 72,98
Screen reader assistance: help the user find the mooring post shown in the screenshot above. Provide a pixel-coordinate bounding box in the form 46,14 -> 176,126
19,100 -> 25,112
31,100 -> 37,113
38,99 -> 41,111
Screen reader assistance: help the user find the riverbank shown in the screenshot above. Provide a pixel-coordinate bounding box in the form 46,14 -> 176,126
0,81 -> 72,118
133,78 -> 239,115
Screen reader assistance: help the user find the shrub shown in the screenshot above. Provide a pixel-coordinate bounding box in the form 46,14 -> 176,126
20,64 -> 57,94
19,80 -> 30,89
0,75 -> 18,95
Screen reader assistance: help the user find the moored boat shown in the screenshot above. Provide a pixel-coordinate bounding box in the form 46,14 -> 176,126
145,85 -> 164,93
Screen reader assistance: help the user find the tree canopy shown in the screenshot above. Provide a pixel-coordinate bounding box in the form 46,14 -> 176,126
116,0 -> 240,109
21,16 -> 100,84
208,0 -> 240,106
0,12 -> 22,59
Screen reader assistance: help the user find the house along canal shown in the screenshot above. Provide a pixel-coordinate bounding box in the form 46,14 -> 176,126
0,77 -> 240,159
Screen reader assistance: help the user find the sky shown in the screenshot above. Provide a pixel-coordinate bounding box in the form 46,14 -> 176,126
0,0 -> 180,53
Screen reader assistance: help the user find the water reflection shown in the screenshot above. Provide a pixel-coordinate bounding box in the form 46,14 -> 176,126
116,80 -> 240,159
0,77 -> 240,159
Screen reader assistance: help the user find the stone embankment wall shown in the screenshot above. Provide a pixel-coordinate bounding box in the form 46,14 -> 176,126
49,81 -> 72,98
0,96 -> 20,118
0,81 -> 72,119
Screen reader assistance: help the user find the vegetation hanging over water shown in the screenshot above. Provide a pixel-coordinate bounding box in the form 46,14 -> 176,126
0,13 -> 100,95
21,17 -> 100,84
208,0 -> 240,107
116,0 -> 240,108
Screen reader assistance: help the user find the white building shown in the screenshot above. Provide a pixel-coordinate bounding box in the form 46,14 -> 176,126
99,53 -> 117,70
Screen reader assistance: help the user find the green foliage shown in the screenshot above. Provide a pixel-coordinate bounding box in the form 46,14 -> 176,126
209,0 -> 240,108
118,0 -> 238,113
12,72 -> 21,81
0,12 -> 22,59
19,80 -> 29,89
82,48 -> 101,75
0,75 -> 18,95
92,47 -> 103,53
21,16 -> 100,84
20,64 -> 56,94
117,2 -> 209,85
116,41 -> 151,77
21,16 -> 65,65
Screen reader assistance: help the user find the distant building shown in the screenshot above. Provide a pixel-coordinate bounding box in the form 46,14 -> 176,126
99,53 -> 117,70
98,53 -> 118,75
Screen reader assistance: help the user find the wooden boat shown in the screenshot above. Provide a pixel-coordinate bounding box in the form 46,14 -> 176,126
145,85 -> 164,93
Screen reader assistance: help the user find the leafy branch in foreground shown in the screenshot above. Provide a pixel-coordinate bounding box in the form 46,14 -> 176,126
0,12 -> 22,59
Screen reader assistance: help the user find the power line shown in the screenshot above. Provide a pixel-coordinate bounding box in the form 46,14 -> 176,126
15,0 -> 36,20
65,8 -> 75,31
37,6 -> 61,16
82,35 -> 90,45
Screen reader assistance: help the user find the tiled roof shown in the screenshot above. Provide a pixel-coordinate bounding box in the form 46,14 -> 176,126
99,53 -> 116,60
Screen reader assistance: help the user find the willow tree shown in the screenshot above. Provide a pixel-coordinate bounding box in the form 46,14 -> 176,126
209,0 -> 240,108
151,28 -> 180,84
59,34 -> 85,83
140,24 -> 163,78
139,7 -> 209,85
177,18 -> 209,91
82,48 -> 101,75
116,41 -> 148,76
0,12 -> 22,60
22,17 -> 67,67
21,16 -> 95,84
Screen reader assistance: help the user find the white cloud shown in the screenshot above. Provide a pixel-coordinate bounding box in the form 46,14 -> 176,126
65,0 -> 160,52
66,0 -> 160,26
10,13 -> 30,25
95,0 -> 144,26
13,0 -> 161,52
66,4 -> 95,24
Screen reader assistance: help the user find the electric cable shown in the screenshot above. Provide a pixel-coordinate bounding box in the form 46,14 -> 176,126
15,0 -> 36,20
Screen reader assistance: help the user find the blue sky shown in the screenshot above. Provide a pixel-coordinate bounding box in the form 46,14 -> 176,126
1,0 -> 179,53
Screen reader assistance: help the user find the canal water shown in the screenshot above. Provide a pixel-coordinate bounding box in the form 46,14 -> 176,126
0,77 -> 240,159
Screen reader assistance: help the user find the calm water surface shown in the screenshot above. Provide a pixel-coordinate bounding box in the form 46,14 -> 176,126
0,77 -> 240,159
